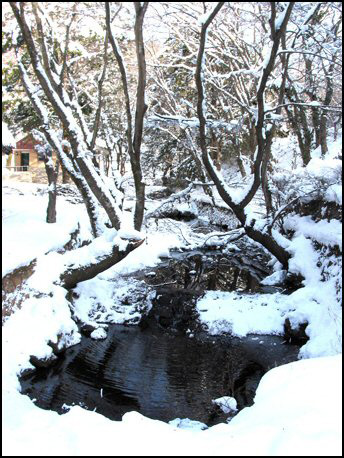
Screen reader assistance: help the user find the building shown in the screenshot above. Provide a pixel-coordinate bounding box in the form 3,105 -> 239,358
3,132 -> 111,183
4,133 -> 58,172
2,133 -> 65,183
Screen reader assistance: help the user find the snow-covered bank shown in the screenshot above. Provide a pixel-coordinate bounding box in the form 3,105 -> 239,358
2,183 -> 92,277
196,286 -> 342,359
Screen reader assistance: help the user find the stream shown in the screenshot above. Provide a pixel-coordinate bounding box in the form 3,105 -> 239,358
20,246 -> 300,426
20,326 -> 300,426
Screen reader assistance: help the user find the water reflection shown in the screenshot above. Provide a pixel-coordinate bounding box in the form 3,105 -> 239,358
20,326 -> 299,425
142,252 -> 270,293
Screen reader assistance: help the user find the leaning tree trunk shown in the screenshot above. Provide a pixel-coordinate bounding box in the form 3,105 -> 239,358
59,238 -> 144,289
11,2 -> 123,234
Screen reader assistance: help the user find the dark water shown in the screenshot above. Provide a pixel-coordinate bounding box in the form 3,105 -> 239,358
137,247 -> 278,294
20,325 -> 299,425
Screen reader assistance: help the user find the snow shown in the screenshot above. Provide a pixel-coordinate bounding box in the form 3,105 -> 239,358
2,122 -> 16,146
90,327 -> 108,340
197,291 -> 287,337
274,4 -> 289,31
196,284 -> 341,360
2,168 -> 342,456
308,100 -> 321,106
226,354 -> 342,456
169,418 -> 208,431
2,183 -> 92,277
72,276 -> 151,327
197,4 -> 220,26
284,215 -> 342,250
260,270 -> 287,286
325,184 -> 342,205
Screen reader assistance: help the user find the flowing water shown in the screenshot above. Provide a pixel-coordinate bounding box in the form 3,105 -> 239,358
20,325 -> 299,426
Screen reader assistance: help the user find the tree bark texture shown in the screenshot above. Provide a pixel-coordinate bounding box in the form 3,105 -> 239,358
59,238 -> 144,289
44,154 -> 59,223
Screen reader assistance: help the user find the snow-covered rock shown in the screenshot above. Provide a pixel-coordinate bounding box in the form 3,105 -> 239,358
212,396 -> 238,414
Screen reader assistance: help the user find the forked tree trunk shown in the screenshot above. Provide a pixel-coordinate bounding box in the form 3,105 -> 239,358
195,2 -> 294,270
10,2 -> 147,290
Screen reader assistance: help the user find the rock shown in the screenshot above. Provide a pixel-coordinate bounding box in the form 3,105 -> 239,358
47,331 -> 80,355
48,334 -> 67,355
212,396 -> 238,414
260,270 -> 287,286
285,272 -> 304,290
139,287 -> 204,334
90,327 -> 108,340
29,353 -> 58,368
2,261 -> 36,322
169,418 -> 208,431
146,187 -> 173,200
283,318 -> 309,345
58,225 -> 81,253
18,366 -> 36,378
158,205 -> 198,221
80,323 -> 98,336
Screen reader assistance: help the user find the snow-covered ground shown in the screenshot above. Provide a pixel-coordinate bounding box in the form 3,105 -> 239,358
2,183 -> 93,277
2,155 -> 342,456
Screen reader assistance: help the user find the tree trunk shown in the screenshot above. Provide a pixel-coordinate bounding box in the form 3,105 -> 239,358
285,102 -> 312,166
106,2 -> 148,231
319,115 -> 328,156
319,62 -> 335,156
133,175 -> 146,232
44,155 -> 59,223
194,2 -> 294,270
60,159 -> 70,184
60,238 -> 144,289
132,3 -> 148,231
236,154 -> 246,178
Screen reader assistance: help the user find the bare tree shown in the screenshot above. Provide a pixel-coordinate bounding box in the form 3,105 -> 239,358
106,2 -> 148,231
33,134 -> 59,224
10,2 -> 144,287
278,2 -> 342,164
195,2 -> 295,269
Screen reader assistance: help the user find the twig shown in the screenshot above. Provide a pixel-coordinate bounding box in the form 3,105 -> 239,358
144,183 -> 194,221
202,228 -> 245,247
147,280 -> 178,287
270,187 -> 327,228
